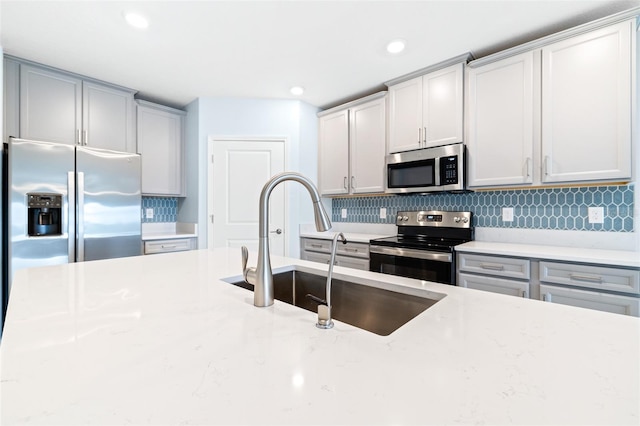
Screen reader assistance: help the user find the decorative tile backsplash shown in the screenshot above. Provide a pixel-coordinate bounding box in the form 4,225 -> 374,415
331,185 -> 635,232
142,197 -> 178,223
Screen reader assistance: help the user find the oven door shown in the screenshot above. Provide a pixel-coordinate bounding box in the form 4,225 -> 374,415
369,246 -> 455,285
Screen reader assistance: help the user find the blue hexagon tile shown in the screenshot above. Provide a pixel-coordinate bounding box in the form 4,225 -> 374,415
331,184 -> 634,232
142,196 -> 178,223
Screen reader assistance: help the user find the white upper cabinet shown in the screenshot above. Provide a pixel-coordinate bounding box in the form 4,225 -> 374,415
20,64 -> 82,145
467,51 -> 536,187
318,109 -> 350,196
137,101 -> 185,196
388,62 -> 464,153
82,81 -> 135,153
467,18 -> 635,188
349,96 -> 386,194
18,63 -> 136,152
388,77 -> 423,153
318,93 -> 386,196
541,20 -> 633,183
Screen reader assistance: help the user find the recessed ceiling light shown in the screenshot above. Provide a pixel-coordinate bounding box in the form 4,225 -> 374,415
290,86 -> 304,96
386,39 -> 406,54
124,12 -> 149,29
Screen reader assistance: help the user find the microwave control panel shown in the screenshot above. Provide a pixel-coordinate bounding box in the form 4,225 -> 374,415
439,155 -> 459,185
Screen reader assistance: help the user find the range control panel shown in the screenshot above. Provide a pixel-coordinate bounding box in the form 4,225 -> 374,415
396,210 -> 472,228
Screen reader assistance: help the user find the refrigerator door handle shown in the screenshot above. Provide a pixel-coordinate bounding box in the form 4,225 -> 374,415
67,172 -> 76,263
77,172 -> 85,262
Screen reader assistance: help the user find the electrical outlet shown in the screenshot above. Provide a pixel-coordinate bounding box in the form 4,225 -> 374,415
146,208 -> 154,219
380,207 -> 387,219
588,206 -> 604,224
502,207 -> 514,222
341,208 -> 347,219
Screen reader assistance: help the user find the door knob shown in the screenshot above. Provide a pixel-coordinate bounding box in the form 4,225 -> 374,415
270,228 -> 283,235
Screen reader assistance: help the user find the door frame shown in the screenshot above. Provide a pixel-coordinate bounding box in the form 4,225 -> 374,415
207,136 -> 289,255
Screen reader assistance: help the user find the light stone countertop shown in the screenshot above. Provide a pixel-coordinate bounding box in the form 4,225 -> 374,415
300,230 -> 391,243
1,248 -> 638,425
456,241 -> 640,268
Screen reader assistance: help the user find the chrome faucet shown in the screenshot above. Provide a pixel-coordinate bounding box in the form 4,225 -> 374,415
316,232 -> 347,329
241,172 -> 331,307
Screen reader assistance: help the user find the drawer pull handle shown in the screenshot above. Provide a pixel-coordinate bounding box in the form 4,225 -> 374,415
310,244 -> 323,249
569,273 -> 603,283
480,263 -> 505,271
161,245 -> 178,249
542,293 -> 552,302
343,248 -> 358,252
521,290 -> 528,298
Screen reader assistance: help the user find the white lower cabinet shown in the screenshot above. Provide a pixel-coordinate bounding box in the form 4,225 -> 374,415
539,284 -> 640,317
144,238 -> 196,255
300,238 -> 369,271
458,273 -> 529,298
538,261 -> 640,316
457,253 -> 531,298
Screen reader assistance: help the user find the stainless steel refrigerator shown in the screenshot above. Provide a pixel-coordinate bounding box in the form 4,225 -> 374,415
2,137 -> 142,330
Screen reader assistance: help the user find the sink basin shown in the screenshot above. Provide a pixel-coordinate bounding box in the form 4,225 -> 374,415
224,269 -> 441,336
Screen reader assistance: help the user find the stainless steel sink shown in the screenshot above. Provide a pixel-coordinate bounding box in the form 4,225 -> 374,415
224,269 -> 441,336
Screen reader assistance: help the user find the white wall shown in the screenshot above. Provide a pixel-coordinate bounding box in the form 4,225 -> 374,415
178,97 -> 320,256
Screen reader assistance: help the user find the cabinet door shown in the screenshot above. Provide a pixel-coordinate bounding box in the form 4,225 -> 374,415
318,109 -> 349,195
467,52 -> 536,187
423,63 -> 464,147
20,64 -> 81,145
83,82 -> 135,153
539,284 -> 639,317
388,76 -> 423,153
458,273 -> 529,298
541,20 -> 632,183
349,97 -> 386,194
137,104 -> 184,195
4,58 -> 20,143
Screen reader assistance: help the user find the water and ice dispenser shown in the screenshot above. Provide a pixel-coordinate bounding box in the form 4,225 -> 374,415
27,193 -> 62,237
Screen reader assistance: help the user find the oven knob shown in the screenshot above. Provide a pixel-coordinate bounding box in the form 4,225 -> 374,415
462,217 -> 469,224
397,215 -> 403,222
454,216 -> 461,223
402,216 -> 409,221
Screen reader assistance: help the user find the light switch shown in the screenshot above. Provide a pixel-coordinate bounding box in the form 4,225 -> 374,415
341,208 -> 347,219
380,208 -> 387,219
146,208 -> 154,219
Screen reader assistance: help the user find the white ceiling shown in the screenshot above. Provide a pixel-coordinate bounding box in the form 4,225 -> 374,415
1,1 -> 639,110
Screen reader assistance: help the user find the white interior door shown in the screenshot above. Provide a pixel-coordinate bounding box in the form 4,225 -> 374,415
208,139 -> 286,256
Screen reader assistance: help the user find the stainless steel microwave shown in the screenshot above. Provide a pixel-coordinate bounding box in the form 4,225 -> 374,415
385,143 -> 466,194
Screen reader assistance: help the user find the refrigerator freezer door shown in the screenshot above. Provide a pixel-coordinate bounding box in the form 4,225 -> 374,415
76,146 -> 141,261
8,138 -> 75,287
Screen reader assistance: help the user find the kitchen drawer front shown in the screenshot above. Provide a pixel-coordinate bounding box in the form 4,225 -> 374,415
458,273 -> 529,298
539,284 -> 640,317
302,238 -> 332,253
458,253 -> 530,280
301,250 -> 332,264
539,261 -> 640,295
336,241 -> 369,259
336,256 -> 369,271
144,238 -> 194,255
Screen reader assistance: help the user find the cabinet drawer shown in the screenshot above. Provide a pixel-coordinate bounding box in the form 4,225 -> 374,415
458,273 -> 529,298
539,284 -> 640,317
302,238 -> 332,253
144,238 -> 193,255
336,241 -> 369,259
457,253 -> 530,280
301,250 -> 331,264
336,256 -> 369,271
539,261 -> 640,295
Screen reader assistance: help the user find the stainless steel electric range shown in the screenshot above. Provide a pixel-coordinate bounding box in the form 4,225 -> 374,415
369,210 -> 474,285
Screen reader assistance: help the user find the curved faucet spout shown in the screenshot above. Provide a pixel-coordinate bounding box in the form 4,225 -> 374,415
242,172 -> 332,307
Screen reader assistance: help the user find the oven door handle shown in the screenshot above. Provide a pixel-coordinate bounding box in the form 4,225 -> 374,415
369,245 -> 452,263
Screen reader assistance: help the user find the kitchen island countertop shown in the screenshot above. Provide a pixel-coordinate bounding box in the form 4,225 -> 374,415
1,248 -> 638,425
